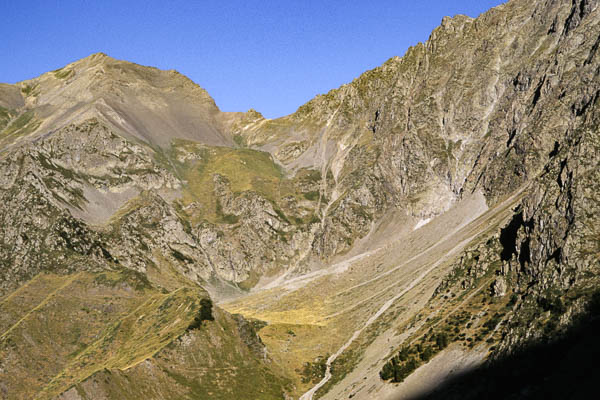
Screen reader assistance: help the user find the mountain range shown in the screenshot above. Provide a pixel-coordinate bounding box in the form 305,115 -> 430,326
1,0 -> 599,398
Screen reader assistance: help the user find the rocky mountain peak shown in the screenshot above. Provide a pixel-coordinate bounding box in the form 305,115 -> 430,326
4,52 -> 233,149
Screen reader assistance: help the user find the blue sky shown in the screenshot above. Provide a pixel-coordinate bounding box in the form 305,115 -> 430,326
1,1 -> 505,118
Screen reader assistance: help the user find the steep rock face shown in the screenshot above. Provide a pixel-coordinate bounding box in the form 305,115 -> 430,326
0,169 -> 114,296
233,0 -> 600,260
428,0 -> 600,359
403,116 -> 600,397
494,95 -> 600,353
378,10 -> 600,387
193,173 -> 317,283
0,119 -> 183,295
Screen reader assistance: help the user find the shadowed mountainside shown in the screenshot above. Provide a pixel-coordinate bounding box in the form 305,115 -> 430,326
411,291 -> 600,400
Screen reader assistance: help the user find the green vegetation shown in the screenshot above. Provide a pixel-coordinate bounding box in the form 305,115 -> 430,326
187,298 -> 214,330
380,354 -> 420,383
215,198 -> 240,224
436,332 -> 449,349
309,215 -> 321,224
0,106 -> 15,131
92,268 -> 152,291
237,271 -> 261,291
1,111 -> 41,144
379,335 -> 449,383
2,111 -> 33,135
300,355 -> 328,384
303,191 -> 320,201
53,68 -> 73,80
20,83 -> 38,97
233,133 -> 246,147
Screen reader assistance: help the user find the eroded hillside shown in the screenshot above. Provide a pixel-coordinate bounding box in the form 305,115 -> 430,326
1,0 -> 599,399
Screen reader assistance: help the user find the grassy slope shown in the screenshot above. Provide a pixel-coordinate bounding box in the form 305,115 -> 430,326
0,269 -> 290,400
0,110 -> 42,148
0,270 -> 202,399
157,140 -> 319,225
0,106 -> 15,132
65,307 -> 292,400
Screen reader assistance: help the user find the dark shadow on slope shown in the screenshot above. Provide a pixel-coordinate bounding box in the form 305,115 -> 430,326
407,291 -> 600,400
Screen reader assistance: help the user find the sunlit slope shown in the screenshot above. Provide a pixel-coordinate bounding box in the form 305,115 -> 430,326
1,53 -> 237,152
56,307 -> 291,400
222,190 -> 524,396
0,270 -> 289,400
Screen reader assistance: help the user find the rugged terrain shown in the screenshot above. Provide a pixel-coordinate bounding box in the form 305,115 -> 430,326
1,0 -> 599,398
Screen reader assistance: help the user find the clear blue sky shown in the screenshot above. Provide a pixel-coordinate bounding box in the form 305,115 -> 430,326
1,1 -> 505,118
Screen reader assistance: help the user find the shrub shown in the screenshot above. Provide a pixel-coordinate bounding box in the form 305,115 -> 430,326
303,191 -> 320,201
420,346 -> 434,362
436,333 -> 449,349
187,298 -> 214,330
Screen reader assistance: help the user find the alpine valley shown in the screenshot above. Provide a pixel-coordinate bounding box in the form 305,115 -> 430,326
1,0 -> 600,399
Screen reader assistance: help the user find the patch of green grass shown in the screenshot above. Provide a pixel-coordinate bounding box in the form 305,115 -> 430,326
233,133 -> 246,147
93,269 -> 152,291
1,110 -> 40,139
215,198 -> 240,224
0,106 -> 15,131
302,169 -> 322,183
169,141 -> 286,223
273,207 -> 291,224
308,215 -> 321,225
303,191 -> 320,201
237,270 -> 262,291
53,68 -> 73,80
20,83 -> 38,97
300,355 -> 328,384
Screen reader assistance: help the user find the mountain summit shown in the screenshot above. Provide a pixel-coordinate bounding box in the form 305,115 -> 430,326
5,52 -> 238,148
